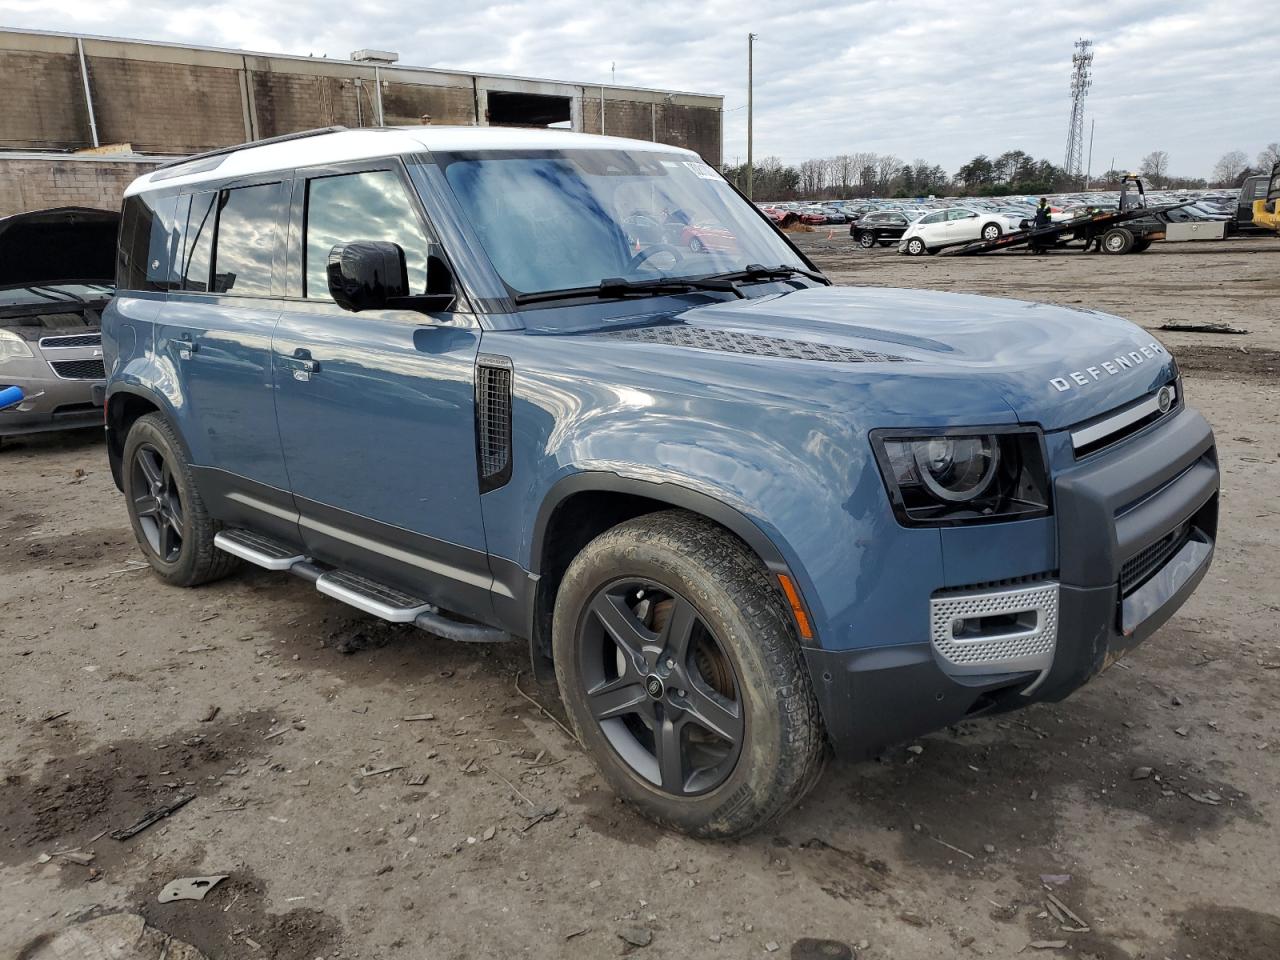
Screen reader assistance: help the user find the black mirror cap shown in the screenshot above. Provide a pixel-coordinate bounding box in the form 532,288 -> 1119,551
327,241 -> 409,312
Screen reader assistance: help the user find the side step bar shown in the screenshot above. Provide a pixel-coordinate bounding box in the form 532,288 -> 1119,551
214,529 -> 307,570
214,528 -> 508,643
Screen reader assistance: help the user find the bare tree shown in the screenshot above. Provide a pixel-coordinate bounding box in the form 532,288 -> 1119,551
876,154 -> 905,189
1212,150 -> 1249,185
1140,150 -> 1170,188
798,158 -> 826,197
1259,142 -> 1280,170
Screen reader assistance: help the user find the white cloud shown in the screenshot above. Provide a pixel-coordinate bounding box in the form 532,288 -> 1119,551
0,0 -> 1267,177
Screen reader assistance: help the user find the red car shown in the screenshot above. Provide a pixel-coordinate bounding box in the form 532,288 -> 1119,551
681,222 -> 738,253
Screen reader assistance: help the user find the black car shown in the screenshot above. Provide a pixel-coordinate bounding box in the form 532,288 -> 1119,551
850,211 -> 912,248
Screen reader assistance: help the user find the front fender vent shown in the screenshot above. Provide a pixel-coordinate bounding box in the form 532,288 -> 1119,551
476,355 -> 513,493
601,325 -> 912,363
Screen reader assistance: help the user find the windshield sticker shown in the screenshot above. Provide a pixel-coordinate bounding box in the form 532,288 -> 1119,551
684,161 -> 721,180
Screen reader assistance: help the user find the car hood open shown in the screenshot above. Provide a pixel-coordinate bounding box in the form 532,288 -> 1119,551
0,206 -> 119,288
669,285 -> 1177,432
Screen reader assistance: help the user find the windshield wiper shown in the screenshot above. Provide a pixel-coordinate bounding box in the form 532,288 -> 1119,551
705,263 -> 829,285
597,276 -> 745,299
513,276 -> 745,306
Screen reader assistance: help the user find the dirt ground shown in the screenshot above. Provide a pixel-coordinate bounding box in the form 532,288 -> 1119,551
2,235 -> 1278,959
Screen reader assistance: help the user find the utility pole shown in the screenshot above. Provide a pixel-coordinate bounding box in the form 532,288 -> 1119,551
746,32 -> 756,200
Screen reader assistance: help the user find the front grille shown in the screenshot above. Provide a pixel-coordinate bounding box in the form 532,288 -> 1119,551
39,333 -> 102,349
476,356 -> 513,492
1120,521 -> 1191,595
1071,382 -> 1178,458
49,358 -> 105,380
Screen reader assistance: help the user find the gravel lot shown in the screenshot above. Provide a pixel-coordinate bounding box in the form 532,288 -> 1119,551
3,235 -> 1278,959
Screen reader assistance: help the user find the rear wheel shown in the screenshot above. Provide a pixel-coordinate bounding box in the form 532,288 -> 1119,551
688,236 -> 706,253
858,231 -> 876,249
904,237 -> 926,256
1102,228 -> 1136,254
981,222 -> 1002,241
553,511 -> 826,838
122,413 -> 240,586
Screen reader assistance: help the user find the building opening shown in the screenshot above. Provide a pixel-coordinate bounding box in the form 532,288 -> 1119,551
486,91 -> 572,128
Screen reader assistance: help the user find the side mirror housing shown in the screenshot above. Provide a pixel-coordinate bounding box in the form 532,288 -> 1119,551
327,241 -> 456,313
327,241 -> 408,312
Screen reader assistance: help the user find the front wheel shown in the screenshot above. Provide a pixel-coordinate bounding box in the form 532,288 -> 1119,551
904,237 -> 926,256
553,511 -> 826,838
122,413 -> 240,586
688,236 -> 706,253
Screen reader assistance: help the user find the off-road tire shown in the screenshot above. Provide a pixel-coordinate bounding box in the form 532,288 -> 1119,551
553,510 -> 827,838
122,412 -> 240,587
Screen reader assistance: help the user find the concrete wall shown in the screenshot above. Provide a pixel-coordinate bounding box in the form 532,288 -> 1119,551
0,155 -> 163,218
0,29 -> 722,164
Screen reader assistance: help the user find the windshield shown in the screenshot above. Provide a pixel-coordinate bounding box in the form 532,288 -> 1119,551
435,149 -> 808,298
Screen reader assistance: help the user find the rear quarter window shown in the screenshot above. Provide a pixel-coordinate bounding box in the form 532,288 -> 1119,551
117,193 -> 182,292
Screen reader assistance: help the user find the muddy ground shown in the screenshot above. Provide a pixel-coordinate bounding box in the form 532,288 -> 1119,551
2,235 -> 1278,959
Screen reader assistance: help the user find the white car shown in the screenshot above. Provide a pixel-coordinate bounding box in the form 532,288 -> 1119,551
897,207 -> 1026,255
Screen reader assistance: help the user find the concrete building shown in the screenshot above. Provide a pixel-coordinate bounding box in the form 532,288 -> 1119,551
0,28 -> 723,217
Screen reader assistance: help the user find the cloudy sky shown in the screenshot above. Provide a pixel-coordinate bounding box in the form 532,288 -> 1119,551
0,0 -> 1269,178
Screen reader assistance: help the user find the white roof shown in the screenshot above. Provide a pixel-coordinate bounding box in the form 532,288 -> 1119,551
125,126 -> 700,196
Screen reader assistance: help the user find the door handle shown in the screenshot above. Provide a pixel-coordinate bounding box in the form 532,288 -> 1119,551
287,349 -> 319,381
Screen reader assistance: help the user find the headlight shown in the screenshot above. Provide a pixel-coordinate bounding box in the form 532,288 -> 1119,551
872,429 -> 1051,526
0,329 -> 35,362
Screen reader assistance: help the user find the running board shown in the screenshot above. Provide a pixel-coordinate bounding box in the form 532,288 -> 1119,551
214,529 -> 510,643
316,570 -> 434,623
214,529 -> 308,570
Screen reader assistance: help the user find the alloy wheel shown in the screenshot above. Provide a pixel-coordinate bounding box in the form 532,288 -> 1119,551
577,579 -> 743,796
130,443 -> 185,563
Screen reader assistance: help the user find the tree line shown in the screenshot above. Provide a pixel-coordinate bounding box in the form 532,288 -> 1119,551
721,142 -> 1279,200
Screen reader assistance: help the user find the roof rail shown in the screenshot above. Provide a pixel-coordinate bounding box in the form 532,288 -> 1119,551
154,126 -> 349,170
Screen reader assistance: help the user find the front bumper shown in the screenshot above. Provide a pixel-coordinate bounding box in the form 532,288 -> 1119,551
805,407 -> 1219,759
0,368 -> 103,436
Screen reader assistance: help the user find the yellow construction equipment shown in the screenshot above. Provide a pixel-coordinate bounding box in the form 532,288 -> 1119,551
1252,161 -> 1280,234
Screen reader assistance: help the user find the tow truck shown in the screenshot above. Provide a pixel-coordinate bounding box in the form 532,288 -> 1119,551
939,176 -> 1201,256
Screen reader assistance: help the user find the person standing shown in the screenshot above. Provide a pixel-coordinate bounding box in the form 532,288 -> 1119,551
1029,197 -> 1052,252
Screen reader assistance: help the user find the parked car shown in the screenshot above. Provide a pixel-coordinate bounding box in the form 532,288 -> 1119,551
850,211 -> 912,248
797,207 -> 828,225
104,127 -> 1219,838
682,221 -> 738,253
0,206 -> 118,446
898,206 -> 1025,255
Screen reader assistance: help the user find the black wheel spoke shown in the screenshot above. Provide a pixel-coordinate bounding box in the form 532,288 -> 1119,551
660,595 -> 698,663
591,592 -> 656,654
656,714 -> 685,793
137,449 -> 162,487
159,519 -> 175,559
133,494 -> 160,519
681,685 -> 743,745
588,680 -> 652,722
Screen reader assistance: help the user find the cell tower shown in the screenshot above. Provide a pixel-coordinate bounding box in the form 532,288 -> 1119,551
1064,39 -> 1093,181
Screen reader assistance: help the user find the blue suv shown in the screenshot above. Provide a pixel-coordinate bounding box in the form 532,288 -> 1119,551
103,127 -> 1219,837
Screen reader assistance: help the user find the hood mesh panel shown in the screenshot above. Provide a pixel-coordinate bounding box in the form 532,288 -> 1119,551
601,325 -> 912,363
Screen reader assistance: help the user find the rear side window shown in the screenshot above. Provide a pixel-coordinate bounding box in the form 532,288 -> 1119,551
117,193 -> 182,291
179,183 -> 283,296
303,170 -> 429,298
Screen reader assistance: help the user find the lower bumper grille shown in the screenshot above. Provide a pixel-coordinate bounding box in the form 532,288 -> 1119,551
49,358 -> 105,380
1121,521 -> 1191,595
930,581 -> 1059,677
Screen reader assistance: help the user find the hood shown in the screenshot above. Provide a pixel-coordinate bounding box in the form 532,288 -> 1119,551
668,286 -> 1177,431
0,207 -> 119,288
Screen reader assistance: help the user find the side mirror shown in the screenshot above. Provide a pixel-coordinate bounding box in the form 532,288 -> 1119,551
327,240 -> 456,313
